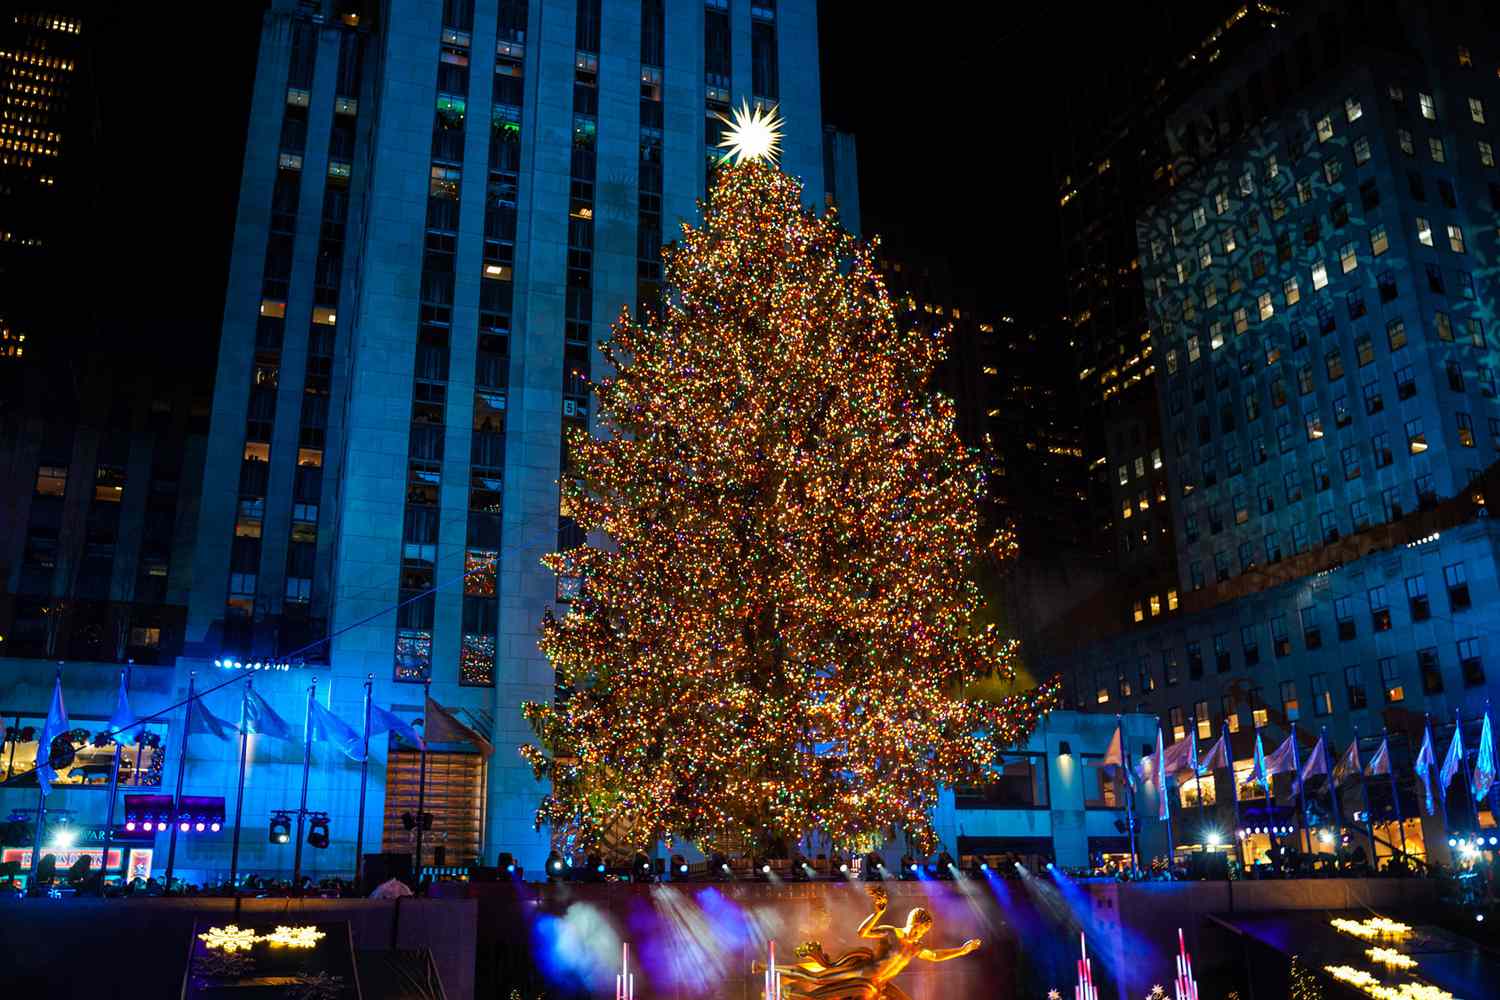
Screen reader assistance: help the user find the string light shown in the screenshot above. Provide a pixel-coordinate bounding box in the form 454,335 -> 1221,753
521,159 -> 1056,855
199,924 -> 325,952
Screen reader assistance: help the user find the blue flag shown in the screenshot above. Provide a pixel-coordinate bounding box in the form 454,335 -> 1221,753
370,703 -> 425,749
310,700 -> 366,761
187,697 -> 236,742
1472,712 -> 1495,804
1252,732 -> 1270,794
109,672 -> 135,734
1366,737 -> 1391,777
241,687 -> 294,741
1439,718 -> 1464,803
1414,724 -> 1437,816
35,674 -> 70,796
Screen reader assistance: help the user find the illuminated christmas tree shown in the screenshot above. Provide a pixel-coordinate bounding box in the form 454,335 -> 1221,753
521,131 -> 1058,855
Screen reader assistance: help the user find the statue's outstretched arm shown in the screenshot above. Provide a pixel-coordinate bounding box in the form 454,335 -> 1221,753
917,940 -> 981,963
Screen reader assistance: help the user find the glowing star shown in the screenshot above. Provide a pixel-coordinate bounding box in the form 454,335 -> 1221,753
1048,991 -> 1061,1000
715,99 -> 784,165
198,925 -> 259,953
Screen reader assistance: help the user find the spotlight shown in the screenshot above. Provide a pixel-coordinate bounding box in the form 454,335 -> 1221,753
1478,914 -> 1486,923
839,862 -> 850,874
179,822 -> 190,833
125,821 -> 136,832
1490,837 -> 1498,847
863,851 -> 885,881
634,852 -> 654,883
210,822 -> 221,833
195,822 -> 206,832
937,850 -> 956,877
1318,829 -> 1334,846
1046,862 -> 1056,871
710,852 -> 731,879
306,813 -> 329,849
761,864 -> 771,874
900,853 -> 917,880
671,853 -> 688,876
269,811 -> 292,845
546,851 -> 565,881
980,862 -> 990,871
402,812 -> 417,832
829,851 -> 846,875
1206,831 -> 1222,848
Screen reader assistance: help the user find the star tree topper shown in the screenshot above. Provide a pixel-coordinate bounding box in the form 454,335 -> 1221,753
716,99 -> 784,166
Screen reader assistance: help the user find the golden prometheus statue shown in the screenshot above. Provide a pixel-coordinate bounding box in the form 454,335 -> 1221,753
755,885 -> 980,1000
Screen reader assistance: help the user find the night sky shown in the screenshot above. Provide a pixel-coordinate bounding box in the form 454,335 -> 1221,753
93,2 -> 1077,376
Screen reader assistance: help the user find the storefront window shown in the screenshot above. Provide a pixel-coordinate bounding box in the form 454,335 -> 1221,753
1,716 -> 167,788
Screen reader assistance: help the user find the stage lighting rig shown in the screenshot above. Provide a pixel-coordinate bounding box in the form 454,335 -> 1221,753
268,811 -> 292,844
709,852 -> 732,880
633,852 -> 655,883
862,851 -> 886,881
546,851 -> 565,881
306,813 -> 330,849
671,854 -> 689,878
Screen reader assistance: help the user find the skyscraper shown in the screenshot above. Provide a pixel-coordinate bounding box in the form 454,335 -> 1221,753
0,7 -> 96,373
175,0 -> 830,877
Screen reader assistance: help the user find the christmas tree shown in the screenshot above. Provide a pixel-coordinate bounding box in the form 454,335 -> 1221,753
521,147 -> 1059,855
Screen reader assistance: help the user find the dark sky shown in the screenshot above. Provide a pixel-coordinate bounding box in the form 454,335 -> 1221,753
817,2 -> 1063,319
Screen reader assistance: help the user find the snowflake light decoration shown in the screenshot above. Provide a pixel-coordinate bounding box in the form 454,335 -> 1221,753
199,925 -> 259,953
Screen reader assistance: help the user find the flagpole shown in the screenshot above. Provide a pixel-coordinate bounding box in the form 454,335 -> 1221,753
1353,724 -> 1377,865
1385,726 -> 1408,863
99,663 -> 132,895
355,674 -> 373,888
416,677 -> 430,878
1431,714 -> 1451,834
163,671 -> 194,892
1284,722 -> 1308,857
1225,723 -> 1245,870
1157,721 -> 1175,872
1323,727 -> 1344,864
229,677 -> 252,892
1113,716 -> 1137,872
29,665 -> 61,890
1191,721 -> 1208,850
292,677 -> 317,891
1455,708 -> 1476,835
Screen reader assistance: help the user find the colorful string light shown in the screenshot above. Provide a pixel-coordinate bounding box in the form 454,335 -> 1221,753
520,160 -> 1057,854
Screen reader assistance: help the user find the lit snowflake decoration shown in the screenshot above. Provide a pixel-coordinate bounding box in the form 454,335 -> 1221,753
715,99 -> 784,166
1048,990 -> 1062,1000
199,925 -> 259,953
1146,987 -> 1167,1000
263,925 -> 326,949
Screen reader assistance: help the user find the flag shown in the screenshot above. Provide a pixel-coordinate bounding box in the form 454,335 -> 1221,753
1198,734 -> 1229,774
1156,726 -> 1170,821
1300,734 -> 1330,787
188,697 -> 237,741
34,674 -> 70,796
423,695 -> 493,757
1472,712 -> 1496,804
1264,733 -> 1298,777
1439,718 -> 1465,802
1252,732 -> 1270,793
1414,724 -> 1437,816
1160,733 -> 1194,775
1365,737 -> 1391,776
370,703 -> 425,749
109,672 -> 135,734
310,700 -> 365,761
1333,738 -> 1361,786
241,687 -> 294,741
1101,725 -> 1135,791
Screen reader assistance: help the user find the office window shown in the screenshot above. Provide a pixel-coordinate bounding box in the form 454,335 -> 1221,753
1169,705 -> 1185,742
1435,310 -> 1456,343
1340,444 -> 1361,481
1139,655 -> 1155,693
1344,95 -> 1362,122
1310,673 -> 1332,716
1300,606 -> 1322,649
1367,224 -> 1388,257
1234,307 -> 1249,333
1387,318 -> 1408,351
1280,680 -> 1299,721
1448,224 -> 1466,253
1163,650 -> 1180,687
1445,562 -> 1471,610
1379,656 -> 1403,702
1368,585 -> 1391,632
1457,411 -> 1476,447
1192,205 -> 1206,229
1482,140 -> 1496,167
1258,292 -> 1274,321
1470,96 -> 1486,123
1265,530 -> 1282,563
1401,575 -> 1430,624
1398,128 -> 1414,155
1334,597 -> 1357,641
35,465 -> 67,497
1312,261 -> 1328,290
1458,271 -> 1475,299
1420,92 -> 1436,119
1226,229 -> 1240,254
1418,647 -> 1443,694
1094,669 -> 1111,705
1339,241 -> 1357,273
1416,217 -> 1433,246
1315,115 -> 1333,142
1284,468 -> 1303,502
1344,664 -> 1367,709
1324,158 -> 1342,185
1459,638 -> 1485,686
1429,137 -> 1446,163
1370,431 -> 1392,468
1221,694 -> 1241,733
1406,417 -> 1427,454
1282,276 -> 1300,306
1354,136 -> 1371,164
1195,706 -> 1212,740
1297,176 -> 1313,204
1270,615 -> 1290,658
1240,624 -> 1260,667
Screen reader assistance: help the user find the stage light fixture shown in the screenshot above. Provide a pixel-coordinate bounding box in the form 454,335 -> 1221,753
179,821 -> 190,832
269,811 -> 292,844
1206,831 -> 1222,847
633,852 -> 654,883
125,821 -> 136,832
1449,837 -> 1459,848
1478,914 -> 1486,923
1490,836 -> 1498,847
195,822 -> 206,832
307,813 -> 330,849
402,811 -> 416,831
1318,829 -> 1334,845
211,822 -> 221,832
546,851 -> 565,881
671,853 -> 688,876
1057,740 -> 1072,759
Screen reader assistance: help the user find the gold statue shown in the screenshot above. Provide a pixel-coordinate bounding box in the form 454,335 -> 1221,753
755,885 -> 981,1000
